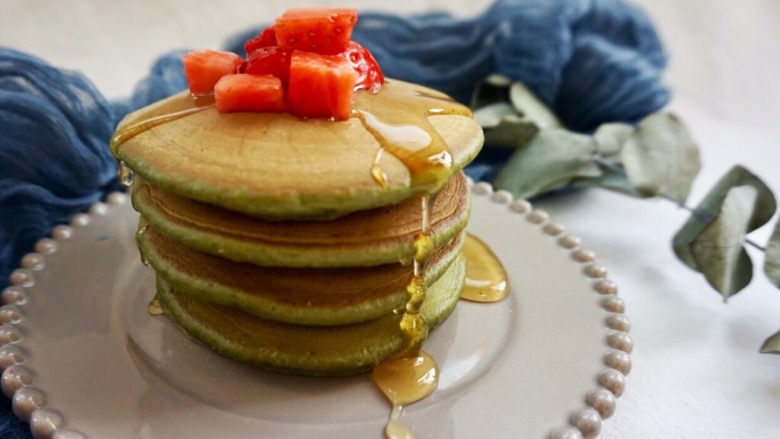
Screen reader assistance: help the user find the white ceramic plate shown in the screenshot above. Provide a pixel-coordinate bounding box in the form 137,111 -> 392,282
0,182 -> 631,439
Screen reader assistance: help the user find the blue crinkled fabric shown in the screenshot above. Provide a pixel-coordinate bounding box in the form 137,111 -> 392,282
0,0 -> 668,435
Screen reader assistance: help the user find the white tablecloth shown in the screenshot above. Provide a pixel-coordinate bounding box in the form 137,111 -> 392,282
3,1 -> 779,437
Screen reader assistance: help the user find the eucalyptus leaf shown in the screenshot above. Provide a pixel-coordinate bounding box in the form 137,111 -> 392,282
621,113 -> 700,203
494,128 -> 601,199
674,166 -> 777,270
594,123 -> 634,159
509,82 -> 561,130
483,113 -> 539,149
690,185 -> 758,301
574,166 -> 644,197
569,123 -> 643,196
471,75 -> 512,110
765,219 -> 780,287
474,103 -> 516,128
760,329 -> 780,354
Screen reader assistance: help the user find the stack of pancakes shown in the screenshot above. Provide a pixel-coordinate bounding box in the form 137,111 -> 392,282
114,80 -> 483,376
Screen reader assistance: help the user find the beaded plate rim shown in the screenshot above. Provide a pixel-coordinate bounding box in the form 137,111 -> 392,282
0,182 -> 631,439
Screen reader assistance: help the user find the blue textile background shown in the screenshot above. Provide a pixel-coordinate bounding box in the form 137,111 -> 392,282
0,0 -> 667,435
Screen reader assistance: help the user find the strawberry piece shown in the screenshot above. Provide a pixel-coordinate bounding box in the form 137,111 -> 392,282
240,46 -> 293,84
275,8 -> 357,54
214,74 -> 286,113
343,41 -> 384,93
244,27 -> 277,56
287,51 -> 358,120
183,50 -> 242,95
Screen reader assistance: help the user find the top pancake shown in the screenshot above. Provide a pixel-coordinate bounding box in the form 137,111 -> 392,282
113,80 -> 483,220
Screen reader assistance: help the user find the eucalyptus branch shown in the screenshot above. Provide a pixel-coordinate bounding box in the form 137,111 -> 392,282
473,74 -> 780,353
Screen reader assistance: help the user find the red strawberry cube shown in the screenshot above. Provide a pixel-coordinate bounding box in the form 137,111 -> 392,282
275,8 -> 357,54
287,51 -> 358,120
214,74 -> 286,113
343,41 -> 384,93
240,46 -> 293,84
183,50 -> 242,96
244,27 -> 278,56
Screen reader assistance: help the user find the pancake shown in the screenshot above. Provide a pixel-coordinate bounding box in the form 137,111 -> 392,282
156,255 -> 465,376
138,224 -> 464,325
132,172 -> 470,268
114,79 -> 484,220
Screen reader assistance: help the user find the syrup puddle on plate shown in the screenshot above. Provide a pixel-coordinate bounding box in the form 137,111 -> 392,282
147,296 -> 164,316
372,351 -> 439,439
461,234 -> 510,303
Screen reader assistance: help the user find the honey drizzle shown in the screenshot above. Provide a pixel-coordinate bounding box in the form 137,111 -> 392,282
385,406 -> 414,439
363,81 -> 471,438
460,234 -> 510,303
372,193 -> 440,438
371,148 -> 389,189
372,351 -> 439,439
352,80 -> 471,188
109,94 -> 215,158
147,296 -> 164,316
118,160 -> 134,187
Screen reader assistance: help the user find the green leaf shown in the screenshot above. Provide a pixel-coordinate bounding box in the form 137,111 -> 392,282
674,166 -> 777,268
594,123 -> 634,159
471,75 -> 512,110
483,114 -> 539,149
765,219 -> 780,287
494,128 -> 601,199
760,329 -> 780,354
690,185 -> 757,301
473,103 -> 516,128
509,82 -> 561,130
574,166 -> 645,197
672,166 -> 777,300
573,123 -> 643,197
621,113 -> 701,203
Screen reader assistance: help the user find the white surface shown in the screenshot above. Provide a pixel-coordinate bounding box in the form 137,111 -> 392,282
3,1 -> 780,438
3,188 -> 625,438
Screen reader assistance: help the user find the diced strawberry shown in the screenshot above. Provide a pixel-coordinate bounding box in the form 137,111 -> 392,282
183,50 -> 242,95
275,8 -> 357,54
244,27 -> 277,56
343,41 -> 384,93
287,51 -> 358,120
240,46 -> 293,84
214,74 -> 286,113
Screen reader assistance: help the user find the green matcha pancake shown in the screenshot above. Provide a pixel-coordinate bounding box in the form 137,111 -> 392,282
132,172 -> 469,268
138,224 -> 464,325
114,80 -> 483,220
155,255 -> 465,376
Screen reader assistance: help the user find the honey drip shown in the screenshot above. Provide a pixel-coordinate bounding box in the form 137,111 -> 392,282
353,80 -> 471,188
118,160 -> 134,187
109,94 -> 215,157
147,296 -> 164,316
364,81 -> 471,438
372,351 -> 439,439
136,221 -> 150,266
461,234 -> 510,303
371,148 -> 389,189
373,194 -> 440,438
